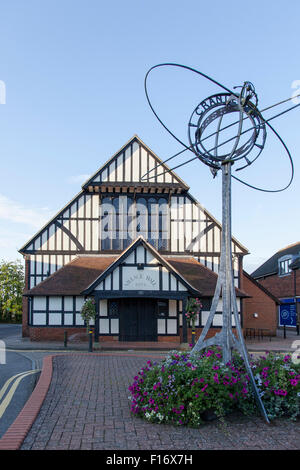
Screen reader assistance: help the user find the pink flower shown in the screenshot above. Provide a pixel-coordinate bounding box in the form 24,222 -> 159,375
290,379 -> 298,386
274,389 -> 288,396
213,373 -> 219,384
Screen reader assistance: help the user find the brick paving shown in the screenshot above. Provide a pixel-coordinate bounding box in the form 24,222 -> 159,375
20,353 -> 300,450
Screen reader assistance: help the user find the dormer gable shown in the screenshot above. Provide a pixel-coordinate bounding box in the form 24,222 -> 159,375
82,236 -> 200,296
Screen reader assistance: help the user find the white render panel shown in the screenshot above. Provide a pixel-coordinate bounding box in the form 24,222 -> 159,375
99,299 -> 107,316
161,267 -> 169,290
116,155 -> 123,180
35,255 -> 42,275
85,194 -> 92,218
178,222 -> 184,252
100,318 -> 109,334
167,319 -> 177,334
94,281 -> 104,291
70,202 -> 78,218
171,221 -> 178,251
145,250 -> 156,264
178,282 -> 187,292
57,255 -> 63,271
75,314 -> 85,325
213,314 -> 223,326
64,314 -> 74,325
92,194 -> 99,218
42,255 -> 49,275
215,227 -> 221,252
169,299 -> 177,317
64,296 -> 73,311
170,274 -> 177,291
165,169 -> 172,183
110,319 -> 119,334
48,225 -> 55,251
124,147 -> 131,182
85,220 -> 91,251
125,251 -> 135,264
158,319 -> 166,334
33,296 -> 47,311
32,313 -> 46,325
78,220 -> 84,246
105,274 -> 112,289
40,229 -> 48,250
49,296 -> 62,311
113,268 -> 119,290
123,266 -> 159,290
136,245 -> 145,263
109,161 -> 116,182
48,313 -> 62,325
75,297 -> 85,311
207,227 -> 213,252
201,311 -> 210,325
141,148 -> 148,182
148,155 -> 156,183
101,168 -> 108,182
92,220 -> 99,251
132,141 -> 140,181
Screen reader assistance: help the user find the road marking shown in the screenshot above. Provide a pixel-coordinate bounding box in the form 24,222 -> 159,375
0,369 -> 41,419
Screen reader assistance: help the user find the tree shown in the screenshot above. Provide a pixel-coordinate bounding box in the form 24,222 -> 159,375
0,260 -> 25,322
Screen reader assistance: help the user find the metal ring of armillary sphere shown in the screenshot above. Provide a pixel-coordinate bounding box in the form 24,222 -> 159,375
188,85 -> 267,171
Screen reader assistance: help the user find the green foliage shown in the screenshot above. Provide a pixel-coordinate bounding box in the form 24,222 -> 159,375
0,260 -> 24,322
185,298 -> 202,328
128,348 -> 300,427
80,298 -> 96,332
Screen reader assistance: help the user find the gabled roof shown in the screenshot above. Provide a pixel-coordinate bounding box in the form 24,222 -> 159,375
24,236 -> 249,298
82,236 -> 200,295
251,242 -> 300,279
82,135 -> 190,191
24,256 -> 118,296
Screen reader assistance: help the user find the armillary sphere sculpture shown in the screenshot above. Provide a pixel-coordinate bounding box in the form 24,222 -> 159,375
142,63 -> 299,423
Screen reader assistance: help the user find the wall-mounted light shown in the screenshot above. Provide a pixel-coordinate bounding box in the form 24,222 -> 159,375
253,312 -> 259,318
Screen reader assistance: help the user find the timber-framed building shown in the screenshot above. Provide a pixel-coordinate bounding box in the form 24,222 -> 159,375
20,135 -> 250,344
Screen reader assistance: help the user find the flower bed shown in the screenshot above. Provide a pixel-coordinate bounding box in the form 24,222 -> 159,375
128,348 -> 300,426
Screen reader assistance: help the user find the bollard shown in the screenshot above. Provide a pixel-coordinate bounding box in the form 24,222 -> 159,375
191,329 -> 196,346
64,331 -> 68,348
88,329 -> 93,352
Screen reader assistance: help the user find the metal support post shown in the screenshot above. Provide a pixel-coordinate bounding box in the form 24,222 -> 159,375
191,161 -> 270,423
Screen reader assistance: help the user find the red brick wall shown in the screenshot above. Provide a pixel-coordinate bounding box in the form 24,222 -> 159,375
28,327 -> 88,342
242,274 -> 278,335
257,270 -> 300,299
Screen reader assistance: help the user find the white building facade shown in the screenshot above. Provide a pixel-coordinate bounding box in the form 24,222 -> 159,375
20,136 -> 248,343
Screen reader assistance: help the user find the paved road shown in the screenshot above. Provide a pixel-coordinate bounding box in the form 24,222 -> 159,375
20,353 -> 300,451
0,350 -> 39,438
1,324 -> 299,450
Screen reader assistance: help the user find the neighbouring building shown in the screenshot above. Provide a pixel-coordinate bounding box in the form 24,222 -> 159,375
20,135 -> 259,344
252,242 -> 300,329
241,271 -> 280,336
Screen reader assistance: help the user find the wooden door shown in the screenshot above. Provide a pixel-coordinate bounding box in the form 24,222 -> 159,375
119,298 -> 157,341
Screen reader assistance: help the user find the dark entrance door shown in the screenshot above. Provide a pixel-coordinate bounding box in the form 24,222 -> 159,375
119,298 -> 157,341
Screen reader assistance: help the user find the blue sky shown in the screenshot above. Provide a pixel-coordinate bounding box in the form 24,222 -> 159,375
0,0 -> 299,273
